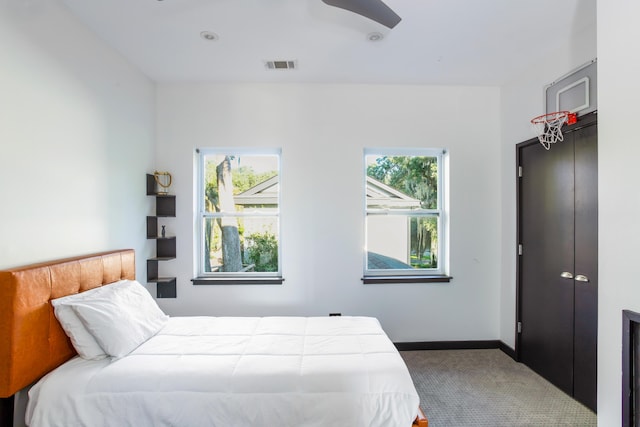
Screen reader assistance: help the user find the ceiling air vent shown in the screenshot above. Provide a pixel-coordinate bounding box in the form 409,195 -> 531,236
264,60 -> 297,70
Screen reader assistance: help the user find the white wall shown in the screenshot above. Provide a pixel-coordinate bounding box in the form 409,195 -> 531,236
597,0 -> 640,424
0,0 -> 156,279
498,5 -> 597,349
156,83 -> 502,342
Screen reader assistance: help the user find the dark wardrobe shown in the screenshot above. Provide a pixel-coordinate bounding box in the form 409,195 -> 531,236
516,111 -> 598,412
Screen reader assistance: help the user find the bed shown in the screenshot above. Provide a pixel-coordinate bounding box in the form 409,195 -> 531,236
0,249 -> 428,427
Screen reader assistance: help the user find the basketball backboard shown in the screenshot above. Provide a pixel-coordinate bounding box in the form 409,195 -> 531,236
545,59 -> 597,116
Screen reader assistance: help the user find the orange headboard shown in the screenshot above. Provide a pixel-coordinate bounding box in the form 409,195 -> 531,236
0,249 -> 135,398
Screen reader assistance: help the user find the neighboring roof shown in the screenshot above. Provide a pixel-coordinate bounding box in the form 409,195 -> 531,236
365,176 -> 421,209
367,252 -> 413,270
234,175 -> 421,209
234,175 -> 279,205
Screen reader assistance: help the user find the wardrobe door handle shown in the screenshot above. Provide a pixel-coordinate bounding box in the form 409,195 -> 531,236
575,274 -> 590,282
560,272 -> 573,279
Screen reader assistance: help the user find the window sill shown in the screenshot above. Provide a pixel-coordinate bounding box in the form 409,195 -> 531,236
362,275 -> 452,284
192,277 -> 284,285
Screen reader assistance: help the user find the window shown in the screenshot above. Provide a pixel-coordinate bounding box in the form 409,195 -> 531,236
363,148 -> 449,283
194,148 -> 282,284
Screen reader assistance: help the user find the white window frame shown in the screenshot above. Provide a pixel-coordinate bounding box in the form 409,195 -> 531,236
194,147 -> 282,284
363,147 -> 449,282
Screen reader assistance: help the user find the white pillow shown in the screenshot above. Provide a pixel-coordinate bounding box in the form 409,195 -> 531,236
71,280 -> 169,358
50,281 -> 129,360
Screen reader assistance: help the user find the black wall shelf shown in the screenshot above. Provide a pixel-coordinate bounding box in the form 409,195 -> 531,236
146,173 -> 176,298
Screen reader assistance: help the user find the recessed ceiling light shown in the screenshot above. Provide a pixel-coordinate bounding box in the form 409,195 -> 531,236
200,31 -> 218,41
367,32 -> 384,42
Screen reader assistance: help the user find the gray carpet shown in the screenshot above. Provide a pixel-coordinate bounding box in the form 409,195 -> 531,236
401,349 -> 596,427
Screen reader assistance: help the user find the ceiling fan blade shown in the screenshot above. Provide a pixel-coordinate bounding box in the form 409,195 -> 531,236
321,0 -> 401,29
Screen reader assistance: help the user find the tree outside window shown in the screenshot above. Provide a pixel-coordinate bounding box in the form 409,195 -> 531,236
198,150 -> 280,277
364,149 -> 447,278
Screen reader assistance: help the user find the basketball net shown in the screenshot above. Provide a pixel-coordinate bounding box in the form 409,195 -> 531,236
530,111 -> 577,150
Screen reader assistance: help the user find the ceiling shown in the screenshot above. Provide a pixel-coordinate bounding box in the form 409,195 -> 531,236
59,0 -> 596,85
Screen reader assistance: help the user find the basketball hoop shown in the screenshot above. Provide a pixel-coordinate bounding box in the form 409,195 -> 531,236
530,111 -> 577,150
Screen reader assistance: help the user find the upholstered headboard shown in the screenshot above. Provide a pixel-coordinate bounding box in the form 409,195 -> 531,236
0,249 -> 135,398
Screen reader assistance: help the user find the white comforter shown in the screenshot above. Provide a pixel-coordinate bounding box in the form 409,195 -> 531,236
27,316 -> 419,427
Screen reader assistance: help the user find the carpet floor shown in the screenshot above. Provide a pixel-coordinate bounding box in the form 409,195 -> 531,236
401,349 -> 596,427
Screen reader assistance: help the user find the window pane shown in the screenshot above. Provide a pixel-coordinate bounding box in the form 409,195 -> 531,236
203,154 -> 279,213
366,155 -> 438,210
366,215 -> 438,270
203,216 -> 279,273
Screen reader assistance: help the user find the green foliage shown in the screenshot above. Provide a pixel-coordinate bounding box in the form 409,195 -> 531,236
204,159 -> 277,212
246,231 -> 278,272
367,155 -> 438,209
368,155 -> 439,269
233,166 -> 277,194
205,159 -> 276,196
203,156 -> 278,272
410,255 -> 435,269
